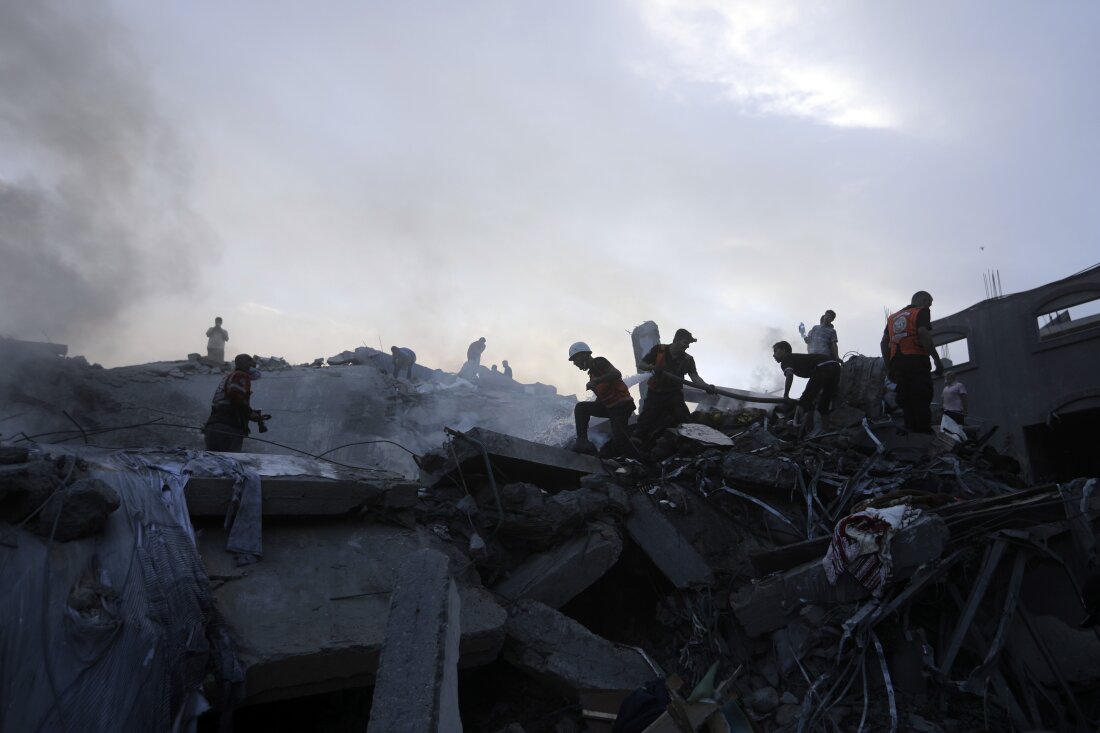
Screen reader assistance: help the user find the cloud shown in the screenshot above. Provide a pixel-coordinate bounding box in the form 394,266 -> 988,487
634,0 -> 897,129
0,0 -> 212,345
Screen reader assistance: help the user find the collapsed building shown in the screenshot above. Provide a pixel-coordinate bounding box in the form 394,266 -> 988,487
1,286 -> 1098,733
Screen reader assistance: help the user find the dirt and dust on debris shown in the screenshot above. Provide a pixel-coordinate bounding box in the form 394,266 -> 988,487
1,336 -> 1099,733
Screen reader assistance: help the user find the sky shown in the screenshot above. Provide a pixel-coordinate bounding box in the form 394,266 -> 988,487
1,0 -> 1097,397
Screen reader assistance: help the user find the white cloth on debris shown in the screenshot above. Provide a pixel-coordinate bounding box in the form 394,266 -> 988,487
823,504 -> 921,597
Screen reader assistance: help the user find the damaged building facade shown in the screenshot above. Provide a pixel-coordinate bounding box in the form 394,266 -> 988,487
2,277 -> 1100,732
930,263 -> 1100,482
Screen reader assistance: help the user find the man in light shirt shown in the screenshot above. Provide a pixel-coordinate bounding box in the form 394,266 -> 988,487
205,317 -> 229,365
941,371 -> 968,425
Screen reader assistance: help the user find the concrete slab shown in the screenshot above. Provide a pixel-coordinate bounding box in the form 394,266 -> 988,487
367,549 -> 462,733
197,521 -> 506,704
419,427 -> 606,489
503,600 -> 655,693
185,452 -> 418,516
624,493 -> 715,589
730,515 -> 950,636
493,522 -> 623,608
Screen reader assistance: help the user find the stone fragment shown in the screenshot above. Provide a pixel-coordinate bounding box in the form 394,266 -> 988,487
779,691 -> 798,705
775,704 -> 800,726
34,478 -> 120,541
722,452 -> 799,495
624,493 -> 714,589
503,600 -> 654,693
670,424 -> 734,447
493,522 -> 622,608
747,686 -> 778,713
367,549 -> 462,733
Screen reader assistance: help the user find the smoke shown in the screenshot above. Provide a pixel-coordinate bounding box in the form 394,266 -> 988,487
0,0 -> 212,344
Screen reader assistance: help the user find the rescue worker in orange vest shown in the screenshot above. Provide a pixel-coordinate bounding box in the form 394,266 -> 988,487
636,328 -> 716,447
880,291 -> 944,433
568,342 -> 636,456
203,353 -> 268,451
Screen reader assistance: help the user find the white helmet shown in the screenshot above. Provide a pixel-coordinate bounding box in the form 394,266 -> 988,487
567,341 -> 592,360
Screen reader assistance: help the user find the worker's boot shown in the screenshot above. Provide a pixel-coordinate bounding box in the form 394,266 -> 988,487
572,437 -> 597,455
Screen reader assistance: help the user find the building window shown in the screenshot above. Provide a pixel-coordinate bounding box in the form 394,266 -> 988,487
936,336 -> 970,368
1036,295 -> 1100,341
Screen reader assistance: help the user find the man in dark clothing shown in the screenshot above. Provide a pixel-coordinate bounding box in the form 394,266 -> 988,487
880,291 -> 944,433
772,341 -> 841,436
203,353 -> 263,452
390,346 -> 416,379
636,328 -> 715,446
568,342 -> 636,456
502,360 -> 513,379
467,337 -> 486,366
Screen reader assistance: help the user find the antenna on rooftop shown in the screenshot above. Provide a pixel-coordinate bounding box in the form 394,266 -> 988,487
982,269 -> 1003,299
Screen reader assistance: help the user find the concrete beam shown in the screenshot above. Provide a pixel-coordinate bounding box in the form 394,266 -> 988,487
722,452 -> 799,496
367,549 -> 463,733
493,522 -> 622,608
503,600 -> 656,693
731,515 -> 950,637
185,452 -> 417,515
625,493 -> 715,589
419,428 -> 605,489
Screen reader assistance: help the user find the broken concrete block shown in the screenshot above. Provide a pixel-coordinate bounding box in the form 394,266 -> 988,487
503,600 -> 654,693
34,478 -> 120,541
669,424 -> 733,447
731,515 -> 949,636
367,549 -> 462,733
0,460 -> 58,522
493,522 -> 622,608
625,493 -> 714,589
722,452 -> 799,495
420,428 -> 606,489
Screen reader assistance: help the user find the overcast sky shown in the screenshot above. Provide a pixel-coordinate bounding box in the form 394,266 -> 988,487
1,0 -> 1097,396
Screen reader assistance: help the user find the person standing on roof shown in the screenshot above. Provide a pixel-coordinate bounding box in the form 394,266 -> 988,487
800,310 -> 839,359
881,291 -> 944,433
635,328 -> 715,446
772,341 -> 840,437
502,360 -> 513,379
205,317 -> 229,365
567,342 -> 636,456
203,353 -> 266,452
390,346 -> 417,379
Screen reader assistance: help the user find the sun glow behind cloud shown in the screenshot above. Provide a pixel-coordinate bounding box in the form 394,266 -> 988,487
636,0 -> 897,129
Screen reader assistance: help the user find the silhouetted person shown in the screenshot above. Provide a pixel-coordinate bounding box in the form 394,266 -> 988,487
568,342 -> 636,457
206,317 -> 229,365
636,329 -> 715,446
390,346 -> 416,379
772,340 -> 840,437
204,354 -> 264,452
467,337 -> 486,367
881,291 -> 944,433
800,310 -> 838,358
502,360 -> 513,379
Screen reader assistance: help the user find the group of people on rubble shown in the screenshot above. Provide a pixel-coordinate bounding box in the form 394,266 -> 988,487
566,289 -> 960,460
199,288 -> 961,455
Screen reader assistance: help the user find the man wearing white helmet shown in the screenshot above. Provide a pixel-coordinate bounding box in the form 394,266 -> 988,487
567,342 -> 636,456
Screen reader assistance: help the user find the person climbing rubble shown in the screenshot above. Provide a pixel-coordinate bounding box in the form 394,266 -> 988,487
203,353 -> 268,452
881,291 -> 944,433
567,341 -> 636,456
635,328 -> 715,447
772,340 -> 841,436
459,337 -> 487,381
799,309 -> 838,358
205,316 -> 229,365
390,346 -> 416,379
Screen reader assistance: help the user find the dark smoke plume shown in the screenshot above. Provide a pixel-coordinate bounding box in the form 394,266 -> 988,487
0,0 -> 212,344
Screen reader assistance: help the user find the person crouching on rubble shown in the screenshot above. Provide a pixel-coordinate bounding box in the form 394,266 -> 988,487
772,340 -> 840,437
567,342 -> 636,457
203,353 -> 267,452
636,328 -> 716,448
390,345 -> 416,380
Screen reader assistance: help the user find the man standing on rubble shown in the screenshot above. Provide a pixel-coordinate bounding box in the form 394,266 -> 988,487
772,341 -> 841,436
205,316 -> 229,365
390,346 -> 416,379
635,329 -> 715,446
467,337 -> 486,368
568,342 -> 636,456
203,353 -> 265,452
881,291 -> 944,433
800,310 -> 839,359
502,360 -> 513,379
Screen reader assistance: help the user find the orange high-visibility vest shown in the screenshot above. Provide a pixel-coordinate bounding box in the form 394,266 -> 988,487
886,307 -> 930,359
